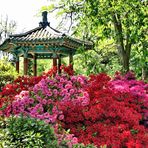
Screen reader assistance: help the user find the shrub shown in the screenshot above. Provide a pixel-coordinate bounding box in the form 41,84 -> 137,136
0,65 -> 73,116
0,75 -> 44,116
0,115 -> 58,148
58,73 -> 148,147
3,73 -> 88,121
1,67 -> 148,147
110,71 -> 148,127
0,58 -> 18,91
73,143 -> 97,148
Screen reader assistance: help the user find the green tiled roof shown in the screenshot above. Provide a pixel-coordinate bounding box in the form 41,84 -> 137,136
10,26 -> 63,41
0,25 -> 93,51
0,11 -> 93,57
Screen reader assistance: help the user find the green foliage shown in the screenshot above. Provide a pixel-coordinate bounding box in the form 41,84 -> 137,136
73,143 -> 97,148
0,117 -> 6,147
28,59 -> 33,76
37,58 -> 68,76
74,39 -> 120,76
0,116 -> 58,148
44,0 -> 147,77
37,59 -> 52,75
0,57 -> 18,91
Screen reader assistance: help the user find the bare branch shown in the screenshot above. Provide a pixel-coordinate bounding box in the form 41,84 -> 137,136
48,5 -> 65,13
67,12 -> 73,33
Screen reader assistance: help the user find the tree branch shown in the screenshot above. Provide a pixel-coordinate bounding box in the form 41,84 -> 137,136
67,12 -> 73,33
125,13 -> 131,56
48,5 -> 65,13
112,13 -> 125,55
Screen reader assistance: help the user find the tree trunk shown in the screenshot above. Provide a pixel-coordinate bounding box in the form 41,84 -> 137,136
142,64 -> 148,81
122,52 -> 130,73
112,12 -> 131,73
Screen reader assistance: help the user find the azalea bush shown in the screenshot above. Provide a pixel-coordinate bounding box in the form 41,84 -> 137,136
0,65 -> 61,112
110,71 -> 148,127
0,75 -> 44,115
58,73 -> 148,147
2,74 -> 88,147
0,65 -> 85,147
0,65 -> 148,147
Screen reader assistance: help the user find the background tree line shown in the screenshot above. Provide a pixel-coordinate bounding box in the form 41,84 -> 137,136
0,1 -> 147,81
44,0 -> 147,80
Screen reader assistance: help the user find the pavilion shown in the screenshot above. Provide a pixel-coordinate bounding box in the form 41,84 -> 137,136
0,11 -> 93,76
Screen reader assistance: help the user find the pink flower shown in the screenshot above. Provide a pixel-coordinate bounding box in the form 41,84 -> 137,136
83,91 -> 89,98
60,78 -> 65,83
65,84 -> 73,89
72,137 -> 78,144
61,89 -> 68,96
28,98 -> 34,104
47,91 -> 52,97
53,89 -> 58,96
81,99 -> 90,106
71,76 -> 77,82
57,84 -> 63,89
43,112 -> 50,118
58,114 -> 64,120
65,93 -> 70,98
69,89 -> 75,94
41,99 -> 47,104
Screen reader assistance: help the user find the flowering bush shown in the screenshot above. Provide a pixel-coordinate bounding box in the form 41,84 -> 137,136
1,71 -> 88,147
57,73 -> 148,147
0,65 -> 74,113
0,67 -> 148,147
110,71 -> 148,127
5,74 -> 88,121
0,75 -> 44,115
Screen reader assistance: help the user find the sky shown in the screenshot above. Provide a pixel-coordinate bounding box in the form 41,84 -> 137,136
0,0 -> 57,33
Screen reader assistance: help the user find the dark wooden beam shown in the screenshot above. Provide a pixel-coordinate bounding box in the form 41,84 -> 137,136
16,57 -> 19,73
58,57 -> 61,74
69,53 -> 73,69
33,54 -> 37,76
53,58 -> 57,67
24,57 -> 28,75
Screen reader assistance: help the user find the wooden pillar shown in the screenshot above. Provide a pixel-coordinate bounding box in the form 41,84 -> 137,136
53,58 -> 57,67
24,55 -> 28,75
16,56 -> 19,73
69,53 -> 73,69
58,57 -> 61,74
33,54 -> 37,76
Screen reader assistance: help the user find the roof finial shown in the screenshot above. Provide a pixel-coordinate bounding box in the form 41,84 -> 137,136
39,11 -> 50,28
42,11 -> 48,22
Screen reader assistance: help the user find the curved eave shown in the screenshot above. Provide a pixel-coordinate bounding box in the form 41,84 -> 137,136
0,38 -> 17,52
11,37 -> 93,50
63,36 -> 93,50
0,35 -> 93,54
9,26 -> 42,37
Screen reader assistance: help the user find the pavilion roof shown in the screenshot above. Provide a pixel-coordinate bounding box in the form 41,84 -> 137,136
0,11 -> 93,58
0,24 -> 93,51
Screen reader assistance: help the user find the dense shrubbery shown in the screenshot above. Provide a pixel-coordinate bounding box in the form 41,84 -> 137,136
58,73 -> 148,147
110,72 -> 148,127
0,66 -> 148,147
0,75 -> 43,114
0,58 -> 18,91
0,116 -> 57,148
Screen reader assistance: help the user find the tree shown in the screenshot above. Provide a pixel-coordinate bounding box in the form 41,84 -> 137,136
0,15 -> 17,59
44,0 -> 147,75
